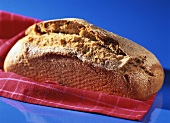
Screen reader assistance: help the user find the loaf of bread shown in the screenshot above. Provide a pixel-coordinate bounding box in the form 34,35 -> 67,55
4,18 -> 164,100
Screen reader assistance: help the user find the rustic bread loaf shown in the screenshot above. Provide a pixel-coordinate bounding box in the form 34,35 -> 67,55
4,18 -> 164,100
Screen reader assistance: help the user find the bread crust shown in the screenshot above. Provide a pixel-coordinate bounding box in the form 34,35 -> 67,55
4,18 -> 164,100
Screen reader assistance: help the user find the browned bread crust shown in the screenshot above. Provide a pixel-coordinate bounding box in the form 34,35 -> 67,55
4,18 -> 164,100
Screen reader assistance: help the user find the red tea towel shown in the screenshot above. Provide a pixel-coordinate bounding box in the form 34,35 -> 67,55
0,11 -> 155,121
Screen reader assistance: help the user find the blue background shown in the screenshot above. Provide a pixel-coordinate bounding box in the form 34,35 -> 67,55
0,0 -> 170,123
0,0 -> 169,69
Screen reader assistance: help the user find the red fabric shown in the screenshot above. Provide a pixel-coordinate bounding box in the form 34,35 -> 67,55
0,11 -> 155,121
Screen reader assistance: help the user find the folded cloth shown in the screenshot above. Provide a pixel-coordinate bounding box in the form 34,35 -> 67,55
0,11 -> 155,121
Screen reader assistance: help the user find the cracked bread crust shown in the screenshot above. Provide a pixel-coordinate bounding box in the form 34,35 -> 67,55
4,18 -> 164,100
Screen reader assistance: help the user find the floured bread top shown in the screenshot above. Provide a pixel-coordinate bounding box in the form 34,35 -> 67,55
24,19 -> 133,70
19,18 -> 159,74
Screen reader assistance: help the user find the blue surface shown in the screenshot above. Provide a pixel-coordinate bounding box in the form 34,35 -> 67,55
0,1 -> 170,123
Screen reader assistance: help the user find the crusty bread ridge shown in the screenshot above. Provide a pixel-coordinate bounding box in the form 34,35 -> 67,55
4,18 -> 164,100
